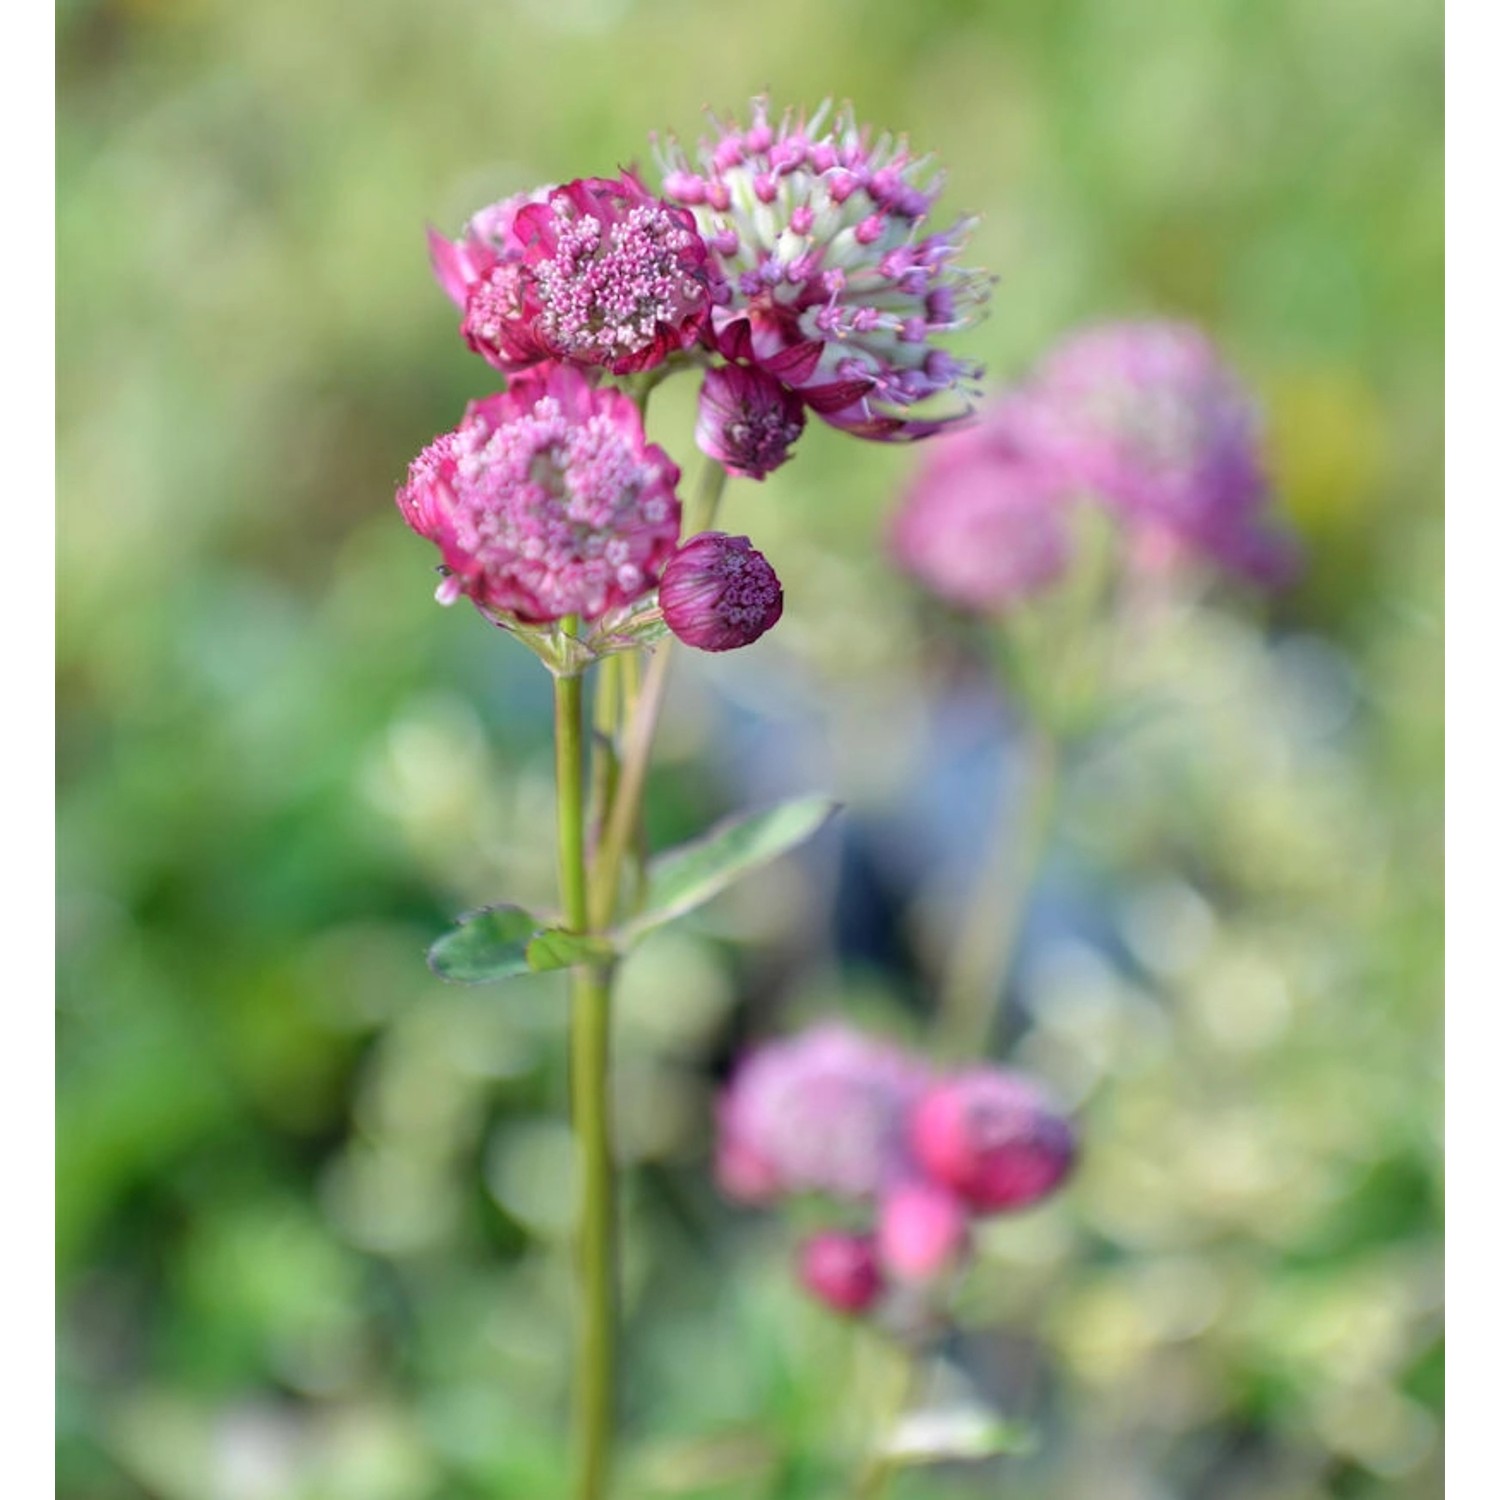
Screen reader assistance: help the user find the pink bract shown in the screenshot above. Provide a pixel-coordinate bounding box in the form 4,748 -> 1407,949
656,97 -> 990,441
395,363 -> 681,624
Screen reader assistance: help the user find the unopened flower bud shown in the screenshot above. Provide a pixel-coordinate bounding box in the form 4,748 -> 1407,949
909,1071 -> 1076,1214
659,531 -> 784,652
877,1179 -> 971,1281
695,365 -> 806,479
797,1231 -> 884,1315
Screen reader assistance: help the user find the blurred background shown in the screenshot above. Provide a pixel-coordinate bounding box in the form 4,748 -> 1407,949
57,0 -> 1442,1496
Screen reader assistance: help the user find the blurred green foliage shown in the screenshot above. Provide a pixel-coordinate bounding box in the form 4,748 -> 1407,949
58,0 -> 1441,1496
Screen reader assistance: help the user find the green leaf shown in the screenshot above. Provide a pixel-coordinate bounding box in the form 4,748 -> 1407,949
525,928 -> 616,972
621,796 -> 841,942
427,905 -> 543,984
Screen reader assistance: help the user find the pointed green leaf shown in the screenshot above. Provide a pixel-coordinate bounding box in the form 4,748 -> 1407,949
428,905 -> 542,984
525,928 -> 616,972
621,796 -> 841,942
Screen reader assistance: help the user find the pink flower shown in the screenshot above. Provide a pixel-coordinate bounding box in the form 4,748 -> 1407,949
1026,321 -> 1300,587
395,363 -> 681,623
457,172 -> 719,376
715,1024 -> 931,1202
797,1231 -> 884,1316
909,1071 -> 1076,1215
656,97 -> 989,441
876,1179 -> 971,1281
659,532 -> 784,652
888,398 -> 1074,613
695,364 -> 806,479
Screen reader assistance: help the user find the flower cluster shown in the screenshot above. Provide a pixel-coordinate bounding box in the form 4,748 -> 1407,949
716,1025 -> 1075,1316
399,101 -> 991,664
890,320 -> 1300,613
658,97 -> 990,444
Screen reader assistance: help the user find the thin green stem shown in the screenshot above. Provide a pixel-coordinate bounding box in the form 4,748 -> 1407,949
588,462 -> 730,931
554,633 -> 616,1500
935,722 -> 1060,1059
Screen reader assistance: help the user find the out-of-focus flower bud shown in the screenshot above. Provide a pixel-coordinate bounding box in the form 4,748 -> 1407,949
909,1070 -> 1076,1214
797,1231 -> 884,1315
877,1179 -> 971,1281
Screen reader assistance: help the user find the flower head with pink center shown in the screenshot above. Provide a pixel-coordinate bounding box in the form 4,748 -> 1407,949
396,362 -> 681,624
454,172 -> 720,377
1026,321 -> 1300,587
715,1024 -> 931,1202
889,397 -> 1075,614
655,97 -> 991,441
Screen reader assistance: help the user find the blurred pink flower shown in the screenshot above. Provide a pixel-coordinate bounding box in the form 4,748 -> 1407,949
1027,320 -> 1300,587
909,1070 -> 1076,1215
659,531 -> 784,652
656,97 -> 989,440
715,1024 -> 930,1202
695,364 -> 806,479
395,363 -> 680,623
888,398 -> 1074,613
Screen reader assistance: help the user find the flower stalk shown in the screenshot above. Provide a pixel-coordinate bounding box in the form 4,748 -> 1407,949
554,632 -> 617,1500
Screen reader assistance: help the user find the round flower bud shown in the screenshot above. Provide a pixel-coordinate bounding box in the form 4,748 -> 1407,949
877,1179 -> 971,1281
797,1231 -> 884,1316
695,364 -> 806,479
659,531 -> 784,652
909,1070 -> 1076,1214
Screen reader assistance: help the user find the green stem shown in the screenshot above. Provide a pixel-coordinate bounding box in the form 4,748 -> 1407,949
850,1346 -> 917,1500
588,463 -> 729,930
554,634 -> 616,1500
935,722 -> 1060,1059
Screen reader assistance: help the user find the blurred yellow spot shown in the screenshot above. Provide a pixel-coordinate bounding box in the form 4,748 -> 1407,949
1263,369 -> 1388,534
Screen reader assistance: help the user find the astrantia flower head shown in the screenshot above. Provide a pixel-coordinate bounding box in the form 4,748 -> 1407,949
715,1024 -> 931,1202
695,364 -> 806,479
659,531 -> 784,652
909,1070 -> 1076,1215
396,362 -> 681,626
456,172 -> 720,377
1027,320 -> 1300,587
656,96 -> 990,440
889,398 -> 1074,614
